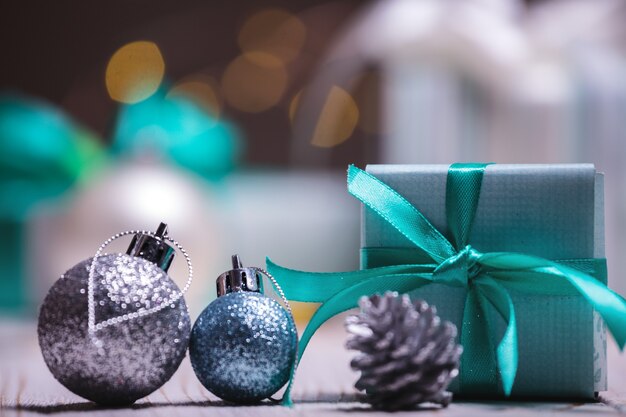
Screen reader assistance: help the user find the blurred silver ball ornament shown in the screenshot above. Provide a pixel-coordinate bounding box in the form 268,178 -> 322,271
29,160 -> 221,316
189,255 -> 298,404
38,223 -> 193,405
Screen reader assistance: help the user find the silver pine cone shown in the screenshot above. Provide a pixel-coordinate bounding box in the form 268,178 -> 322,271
345,292 -> 462,410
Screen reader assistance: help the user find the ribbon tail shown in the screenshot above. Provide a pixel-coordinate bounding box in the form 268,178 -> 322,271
459,287 -> 498,395
481,252 -> 626,350
558,266 -> 626,349
476,277 -> 518,396
266,257 -> 432,303
280,273 -> 433,405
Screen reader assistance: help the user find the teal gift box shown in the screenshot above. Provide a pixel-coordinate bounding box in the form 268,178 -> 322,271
361,164 -> 606,398
268,163 -> 626,404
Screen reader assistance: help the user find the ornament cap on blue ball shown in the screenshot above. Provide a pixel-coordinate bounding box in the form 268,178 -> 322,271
190,255 -> 297,404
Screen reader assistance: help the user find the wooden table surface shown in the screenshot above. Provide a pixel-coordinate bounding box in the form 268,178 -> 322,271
1,317 -> 626,417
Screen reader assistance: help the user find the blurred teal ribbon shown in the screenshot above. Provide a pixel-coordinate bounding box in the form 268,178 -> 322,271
0,95 -> 104,310
268,163 -> 626,404
111,88 -> 240,180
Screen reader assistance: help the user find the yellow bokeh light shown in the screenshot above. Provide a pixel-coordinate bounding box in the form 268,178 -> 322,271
238,9 -> 306,64
290,301 -> 320,326
168,76 -> 221,119
288,91 -> 300,121
289,86 -> 359,148
221,52 -> 288,113
106,41 -> 165,104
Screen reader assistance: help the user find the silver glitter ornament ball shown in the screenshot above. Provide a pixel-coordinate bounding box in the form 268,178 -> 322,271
189,256 -> 297,404
38,252 -> 191,406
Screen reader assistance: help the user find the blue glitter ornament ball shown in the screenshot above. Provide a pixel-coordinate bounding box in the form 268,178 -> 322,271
189,256 -> 297,404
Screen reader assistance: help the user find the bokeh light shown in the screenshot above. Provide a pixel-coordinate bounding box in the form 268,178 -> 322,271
238,9 -> 306,65
168,75 -> 221,120
106,41 -> 165,104
221,52 -> 288,113
290,301 -> 319,326
289,86 -> 359,148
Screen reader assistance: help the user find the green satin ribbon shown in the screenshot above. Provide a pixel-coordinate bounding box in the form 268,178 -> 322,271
268,163 -> 626,405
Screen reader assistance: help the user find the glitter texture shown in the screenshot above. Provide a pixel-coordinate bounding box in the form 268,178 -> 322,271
189,291 -> 297,403
38,254 -> 191,405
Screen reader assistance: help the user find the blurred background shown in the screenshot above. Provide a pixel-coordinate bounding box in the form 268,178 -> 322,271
1,0 -> 626,325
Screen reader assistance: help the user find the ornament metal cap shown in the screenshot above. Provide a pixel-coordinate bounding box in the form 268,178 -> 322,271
125,222 -> 175,272
216,255 -> 261,297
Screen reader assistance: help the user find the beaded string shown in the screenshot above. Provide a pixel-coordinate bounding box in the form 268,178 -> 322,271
87,230 -> 193,336
252,267 -> 299,404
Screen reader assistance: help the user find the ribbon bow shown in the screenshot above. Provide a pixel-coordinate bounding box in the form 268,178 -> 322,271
268,163 -> 626,404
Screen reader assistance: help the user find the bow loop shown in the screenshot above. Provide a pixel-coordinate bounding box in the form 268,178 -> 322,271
433,245 -> 483,287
